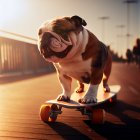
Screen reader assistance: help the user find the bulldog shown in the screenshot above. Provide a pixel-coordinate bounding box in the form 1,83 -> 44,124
37,15 -> 112,104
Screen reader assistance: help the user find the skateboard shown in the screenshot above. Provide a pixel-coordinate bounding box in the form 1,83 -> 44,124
40,84 -> 121,124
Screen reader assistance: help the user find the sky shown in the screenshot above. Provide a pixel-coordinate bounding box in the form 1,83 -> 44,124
0,0 -> 140,57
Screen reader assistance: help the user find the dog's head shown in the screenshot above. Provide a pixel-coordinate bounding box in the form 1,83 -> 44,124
37,15 -> 87,63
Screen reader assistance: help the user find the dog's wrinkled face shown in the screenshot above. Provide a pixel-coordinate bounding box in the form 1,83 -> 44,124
38,16 -> 87,63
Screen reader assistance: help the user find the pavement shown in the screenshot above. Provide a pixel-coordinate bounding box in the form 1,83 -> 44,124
0,62 -> 140,140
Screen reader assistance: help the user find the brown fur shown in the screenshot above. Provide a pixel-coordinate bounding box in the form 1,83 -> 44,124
82,30 -> 100,60
38,16 -> 112,102
51,17 -> 75,41
82,30 -> 112,86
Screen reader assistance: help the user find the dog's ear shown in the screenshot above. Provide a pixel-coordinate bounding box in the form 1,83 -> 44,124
71,15 -> 87,27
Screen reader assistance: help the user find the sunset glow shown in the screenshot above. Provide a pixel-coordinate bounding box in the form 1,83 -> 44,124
0,0 -> 140,57
0,0 -> 24,26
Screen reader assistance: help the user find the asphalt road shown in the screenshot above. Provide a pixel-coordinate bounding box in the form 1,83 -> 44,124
0,62 -> 140,140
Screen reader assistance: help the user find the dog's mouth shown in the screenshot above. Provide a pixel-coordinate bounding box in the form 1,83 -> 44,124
39,32 -> 73,62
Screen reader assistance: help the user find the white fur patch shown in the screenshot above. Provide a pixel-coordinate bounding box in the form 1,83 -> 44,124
55,28 -> 91,82
81,84 -> 99,103
86,84 -> 99,98
64,28 -> 89,60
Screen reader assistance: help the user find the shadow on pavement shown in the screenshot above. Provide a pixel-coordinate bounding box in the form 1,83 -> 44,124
48,122 -> 91,140
85,100 -> 140,140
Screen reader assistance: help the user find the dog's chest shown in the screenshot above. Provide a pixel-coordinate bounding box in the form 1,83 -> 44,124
55,57 -> 92,83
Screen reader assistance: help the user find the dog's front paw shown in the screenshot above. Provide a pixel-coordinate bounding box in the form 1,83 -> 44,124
57,94 -> 70,102
78,95 -> 97,104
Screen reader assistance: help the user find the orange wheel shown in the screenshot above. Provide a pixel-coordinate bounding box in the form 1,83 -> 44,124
40,105 -> 51,123
40,104 -> 59,123
91,109 -> 105,124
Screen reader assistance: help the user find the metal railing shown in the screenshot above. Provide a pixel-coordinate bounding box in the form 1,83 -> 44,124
0,36 -> 54,75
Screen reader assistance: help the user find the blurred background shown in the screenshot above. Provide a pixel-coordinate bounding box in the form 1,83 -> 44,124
0,1 -> 140,139
0,0 -> 140,75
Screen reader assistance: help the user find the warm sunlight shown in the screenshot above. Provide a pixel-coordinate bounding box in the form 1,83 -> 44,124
0,0 -> 25,27
0,1 -> 140,139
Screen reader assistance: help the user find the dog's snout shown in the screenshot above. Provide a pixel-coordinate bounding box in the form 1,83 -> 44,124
41,46 -> 53,59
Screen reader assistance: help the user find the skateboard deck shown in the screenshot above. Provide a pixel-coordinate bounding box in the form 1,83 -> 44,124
40,84 -> 121,124
46,84 -> 121,108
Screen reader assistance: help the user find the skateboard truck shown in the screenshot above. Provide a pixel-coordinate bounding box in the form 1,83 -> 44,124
49,105 -> 62,118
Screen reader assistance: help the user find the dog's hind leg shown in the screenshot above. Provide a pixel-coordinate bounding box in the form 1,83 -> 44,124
76,81 -> 84,93
103,53 -> 112,92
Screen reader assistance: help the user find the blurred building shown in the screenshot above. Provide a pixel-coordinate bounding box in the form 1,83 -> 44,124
0,35 -> 54,75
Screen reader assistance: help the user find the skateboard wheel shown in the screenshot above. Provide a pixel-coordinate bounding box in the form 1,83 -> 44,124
40,104 -> 58,123
91,109 -> 105,124
40,105 -> 51,123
